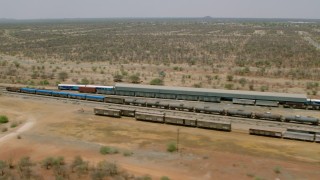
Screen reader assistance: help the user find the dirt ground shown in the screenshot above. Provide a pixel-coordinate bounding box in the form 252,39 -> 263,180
0,95 -> 320,180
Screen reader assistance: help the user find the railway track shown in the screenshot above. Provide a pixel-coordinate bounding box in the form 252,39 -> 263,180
2,88 -> 320,132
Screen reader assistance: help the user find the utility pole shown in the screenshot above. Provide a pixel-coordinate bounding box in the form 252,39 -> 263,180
177,128 -> 180,152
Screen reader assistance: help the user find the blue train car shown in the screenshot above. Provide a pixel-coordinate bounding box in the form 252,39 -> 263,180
52,91 -> 70,98
20,88 -> 37,94
68,93 -> 86,100
88,85 -> 115,95
58,84 -> 85,91
36,89 -> 53,96
86,95 -> 105,102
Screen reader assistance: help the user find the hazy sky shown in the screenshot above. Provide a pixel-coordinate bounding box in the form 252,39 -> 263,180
0,0 -> 319,19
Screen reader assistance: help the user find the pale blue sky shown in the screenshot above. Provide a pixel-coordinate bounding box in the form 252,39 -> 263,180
0,0 -> 319,19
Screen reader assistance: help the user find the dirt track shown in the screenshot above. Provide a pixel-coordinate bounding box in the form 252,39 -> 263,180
0,95 -> 320,179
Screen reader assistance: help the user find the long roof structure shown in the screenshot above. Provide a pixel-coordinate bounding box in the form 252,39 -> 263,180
115,83 -> 307,102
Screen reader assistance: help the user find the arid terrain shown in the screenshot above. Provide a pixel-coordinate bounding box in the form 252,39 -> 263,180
1,18 -> 320,179
0,94 -> 320,179
0,19 -> 320,96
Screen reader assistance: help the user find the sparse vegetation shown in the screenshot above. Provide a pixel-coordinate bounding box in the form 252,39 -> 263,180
58,71 -> 68,82
123,150 -> 133,157
0,19 -> 319,95
161,176 -> 171,180
0,156 -> 144,179
100,146 -> 119,155
150,78 -> 164,85
0,115 -> 8,124
167,142 -> 177,152
273,166 -> 281,174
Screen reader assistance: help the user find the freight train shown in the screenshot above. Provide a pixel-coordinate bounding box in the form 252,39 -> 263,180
249,127 -> 320,142
93,107 -> 232,132
6,87 -> 320,125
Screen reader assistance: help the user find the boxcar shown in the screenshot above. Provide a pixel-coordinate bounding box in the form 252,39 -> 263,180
164,115 -> 185,125
108,106 -> 136,117
146,99 -> 160,107
249,127 -> 283,138
183,117 -> 197,127
6,87 -> 21,92
255,100 -> 279,107
156,93 -> 176,99
198,96 -> 221,103
196,119 -> 231,132
283,131 -> 315,142
94,108 -> 121,118
169,102 -> 184,110
95,86 -> 114,95
20,88 -> 36,94
315,133 -> 320,143
283,102 -> 307,109
232,98 -> 256,105
133,99 -> 147,106
135,111 -> 164,123
124,98 -> 136,105
58,84 -> 85,91
104,96 -> 125,104
52,91 -> 69,98
86,95 -> 105,102
79,87 -> 96,93
158,101 -> 170,109
36,89 -> 53,96
68,93 -> 86,100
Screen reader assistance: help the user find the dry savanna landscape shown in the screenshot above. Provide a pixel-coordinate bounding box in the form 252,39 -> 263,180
1,18 -> 320,179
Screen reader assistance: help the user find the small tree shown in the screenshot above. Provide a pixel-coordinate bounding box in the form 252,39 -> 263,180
129,74 -> 140,84
58,71 -> 68,81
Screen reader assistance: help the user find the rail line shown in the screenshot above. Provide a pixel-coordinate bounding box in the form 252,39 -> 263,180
2,87 -> 320,133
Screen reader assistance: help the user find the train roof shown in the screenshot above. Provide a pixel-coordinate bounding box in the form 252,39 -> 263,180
115,83 -> 308,103
58,84 -> 85,87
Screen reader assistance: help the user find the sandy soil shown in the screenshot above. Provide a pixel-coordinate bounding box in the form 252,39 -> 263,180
0,95 -> 320,180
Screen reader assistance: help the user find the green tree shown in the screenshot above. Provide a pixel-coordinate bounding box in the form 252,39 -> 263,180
58,71 -> 68,81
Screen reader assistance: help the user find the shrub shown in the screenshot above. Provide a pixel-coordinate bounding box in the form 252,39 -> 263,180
193,83 -> 202,88
0,115 -> 8,124
273,166 -> 281,174
161,176 -> 170,180
58,71 -> 68,81
150,78 -> 164,85
129,74 -> 140,84
100,146 -> 119,155
11,122 -> 18,128
113,74 -> 123,82
224,84 -> 234,90
123,151 -> 133,157
1,127 -> 8,132
227,75 -> 233,81
167,142 -> 177,153
260,85 -> 269,92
